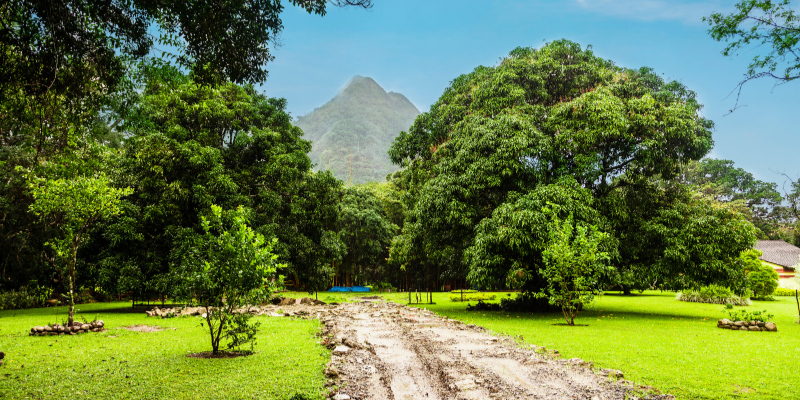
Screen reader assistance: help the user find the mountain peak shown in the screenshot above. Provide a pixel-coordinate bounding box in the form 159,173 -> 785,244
294,77 -> 420,184
339,75 -> 385,97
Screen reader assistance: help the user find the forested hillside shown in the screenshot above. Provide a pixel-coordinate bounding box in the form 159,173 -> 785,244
294,76 -> 419,183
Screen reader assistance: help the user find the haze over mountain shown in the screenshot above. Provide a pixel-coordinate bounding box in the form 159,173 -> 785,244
294,76 -> 419,184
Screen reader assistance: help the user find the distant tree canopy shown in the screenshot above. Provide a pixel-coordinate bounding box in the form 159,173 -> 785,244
389,39 -> 755,294
678,158 -> 787,240
295,76 -> 419,184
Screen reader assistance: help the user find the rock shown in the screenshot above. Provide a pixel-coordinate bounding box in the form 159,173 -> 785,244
277,297 -> 296,306
600,368 -> 624,379
81,324 -> 91,331
325,367 -> 339,378
334,394 -> 350,400
748,326 -> 760,331
733,321 -> 746,327
333,345 -> 350,356
757,321 -> 765,327
567,358 -> 586,366
270,296 -> 285,305
765,322 -> 777,332
718,319 -> 732,326
749,321 -> 757,326
45,299 -> 59,307
342,338 -> 363,350
44,325 -> 52,332
96,321 -> 105,328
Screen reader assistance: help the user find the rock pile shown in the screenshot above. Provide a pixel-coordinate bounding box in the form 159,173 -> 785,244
145,298 -> 327,318
29,320 -> 105,336
146,307 -> 203,318
717,319 -> 777,331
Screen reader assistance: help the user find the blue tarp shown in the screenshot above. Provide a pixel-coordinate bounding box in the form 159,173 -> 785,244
328,286 -> 371,292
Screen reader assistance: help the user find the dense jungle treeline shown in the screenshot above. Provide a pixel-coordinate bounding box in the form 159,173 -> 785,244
1,0 -> 798,306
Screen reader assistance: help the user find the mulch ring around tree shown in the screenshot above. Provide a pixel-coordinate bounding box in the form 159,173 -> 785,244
186,351 -> 254,359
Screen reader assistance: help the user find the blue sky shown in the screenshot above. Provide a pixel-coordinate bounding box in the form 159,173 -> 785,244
258,0 -> 798,188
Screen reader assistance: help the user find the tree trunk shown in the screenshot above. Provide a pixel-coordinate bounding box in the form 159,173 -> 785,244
68,244 -> 78,326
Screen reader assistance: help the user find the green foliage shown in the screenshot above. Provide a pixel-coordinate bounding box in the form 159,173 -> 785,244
98,73 -> 340,300
172,205 -> 281,354
448,293 -> 497,302
741,249 -> 779,299
336,185 -> 399,287
677,285 -> 751,306
725,308 -> 774,323
0,286 -> 52,310
499,291 -> 561,312
679,159 -> 785,239
774,287 -> 799,296
638,198 -> 759,292
466,178 -> 602,292
389,40 -> 715,295
29,174 -> 132,324
539,212 -> 609,325
295,76 -> 419,184
704,0 -> 799,108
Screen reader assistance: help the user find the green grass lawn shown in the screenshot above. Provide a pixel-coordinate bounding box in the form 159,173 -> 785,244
0,302 -> 328,399
369,290 -> 797,400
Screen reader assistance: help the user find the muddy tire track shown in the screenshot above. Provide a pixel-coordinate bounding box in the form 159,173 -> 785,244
317,299 -> 674,400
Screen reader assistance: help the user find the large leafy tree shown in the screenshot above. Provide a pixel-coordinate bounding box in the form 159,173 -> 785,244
389,40 -> 714,290
639,198 -> 759,293
704,0 -> 799,109
96,69 -> 341,299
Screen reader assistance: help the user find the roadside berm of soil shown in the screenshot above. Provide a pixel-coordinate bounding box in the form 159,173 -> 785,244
313,298 -> 674,400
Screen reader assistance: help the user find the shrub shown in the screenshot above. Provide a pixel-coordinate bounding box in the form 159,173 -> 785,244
449,289 -> 478,294
774,288 -> 799,296
449,293 -> 496,302
677,284 -> 750,306
0,286 -> 52,310
466,300 -> 501,311
500,291 -> 562,312
725,308 -> 774,323
172,205 -> 281,354
748,262 -> 779,300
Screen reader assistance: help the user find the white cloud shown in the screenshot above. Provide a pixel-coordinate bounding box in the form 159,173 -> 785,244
574,0 -> 733,24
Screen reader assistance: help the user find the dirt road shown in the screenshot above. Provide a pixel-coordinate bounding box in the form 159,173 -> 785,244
317,299 -> 673,400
